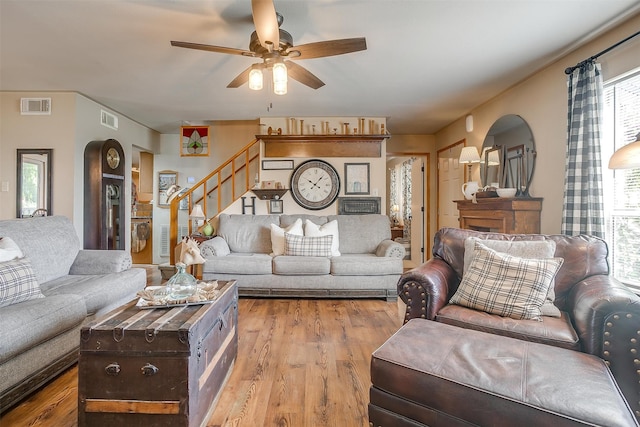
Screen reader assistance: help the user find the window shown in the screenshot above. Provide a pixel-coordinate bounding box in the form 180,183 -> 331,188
602,69 -> 640,291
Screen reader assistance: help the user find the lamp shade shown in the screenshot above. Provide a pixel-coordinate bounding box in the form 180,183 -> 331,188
189,204 -> 205,220
459,147 -> 481,164
481,147 -> 500,165
609,132 -> 640,169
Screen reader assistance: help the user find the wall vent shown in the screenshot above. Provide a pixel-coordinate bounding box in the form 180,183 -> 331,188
20,98 -> 51,115
101,110 -> 118,130
159,224 -> 189,257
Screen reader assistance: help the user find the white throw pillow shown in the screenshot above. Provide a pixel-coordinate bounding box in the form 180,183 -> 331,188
0,237 -> 23,262
304,219 -> 340,256
270,218 -> 303,256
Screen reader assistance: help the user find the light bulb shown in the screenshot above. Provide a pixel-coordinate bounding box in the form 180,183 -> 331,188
249,67 -> 263,91
272,62 -> 287,84
274,80 -> 287,95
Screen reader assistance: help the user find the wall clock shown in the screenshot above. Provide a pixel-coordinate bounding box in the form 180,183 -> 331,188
106,147 -> 121,169
290,159 -> 340,210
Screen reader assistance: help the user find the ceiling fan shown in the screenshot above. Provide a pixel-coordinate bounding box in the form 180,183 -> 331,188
170,0 -> 367,93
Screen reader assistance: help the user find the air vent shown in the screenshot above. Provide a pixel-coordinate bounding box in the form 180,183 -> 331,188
101,110 -> 118,130
20,98 -> 51,115
159,224 -> 189,257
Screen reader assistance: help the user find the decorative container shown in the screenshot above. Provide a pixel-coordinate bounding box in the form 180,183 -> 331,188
166,262 -> 197,300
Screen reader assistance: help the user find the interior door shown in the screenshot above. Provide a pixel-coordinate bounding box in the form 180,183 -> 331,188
438,143 -> 464,229
410,158 -> 425,266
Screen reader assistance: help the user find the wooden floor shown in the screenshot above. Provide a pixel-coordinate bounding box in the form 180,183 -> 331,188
1,266 -> 404,427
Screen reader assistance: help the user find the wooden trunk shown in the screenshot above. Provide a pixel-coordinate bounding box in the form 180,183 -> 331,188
78,280 -> 238,427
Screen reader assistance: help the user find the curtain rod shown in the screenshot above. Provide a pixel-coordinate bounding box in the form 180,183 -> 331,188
564,29 -> 640,75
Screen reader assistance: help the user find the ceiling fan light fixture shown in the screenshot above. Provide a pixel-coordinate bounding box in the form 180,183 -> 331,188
273,80 -> 287,95
249,66 -> 263,90
272,61 -> 287,84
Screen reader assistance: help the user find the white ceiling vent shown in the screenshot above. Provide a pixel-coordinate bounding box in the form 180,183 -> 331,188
20,98 -> 51,115
101,110 -> 118,130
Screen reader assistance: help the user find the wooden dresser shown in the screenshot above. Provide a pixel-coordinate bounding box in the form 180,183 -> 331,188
455,197 -> 542,234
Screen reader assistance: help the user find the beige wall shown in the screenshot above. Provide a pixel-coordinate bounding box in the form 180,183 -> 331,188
434,12 -> 640,234
0,91 -> 160,245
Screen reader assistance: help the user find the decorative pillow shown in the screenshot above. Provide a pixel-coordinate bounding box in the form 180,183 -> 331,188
0,257 -> 45,308
304,219 -> 340,256
450,241 -> 564,321
284,233 -> 333,257
0,237 -> 24,262
270,218 -> 303,256
463,237 -> 561,318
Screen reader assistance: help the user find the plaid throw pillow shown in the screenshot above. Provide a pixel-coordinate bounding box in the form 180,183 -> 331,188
284,233 -> 333,257
0,257 -> 44,308
450,241 -> 564,321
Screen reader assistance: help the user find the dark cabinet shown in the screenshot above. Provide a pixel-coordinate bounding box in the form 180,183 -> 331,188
84,139 -> 125,250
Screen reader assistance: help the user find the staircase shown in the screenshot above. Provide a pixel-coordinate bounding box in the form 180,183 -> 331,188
168,138 -> 261,264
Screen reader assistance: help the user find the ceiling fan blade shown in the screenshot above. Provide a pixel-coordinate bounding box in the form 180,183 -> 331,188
286,61 -> 325,90
226,65 -> 252,88
288,37 -> 367,59
171,41 -> 256,57
251,0 -> 279,49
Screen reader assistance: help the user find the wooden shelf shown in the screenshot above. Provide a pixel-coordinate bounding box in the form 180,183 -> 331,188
257,134 -> 389,158
251,189 -> 288,200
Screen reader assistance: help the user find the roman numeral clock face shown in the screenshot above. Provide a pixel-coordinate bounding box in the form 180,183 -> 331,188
290,160 -> 340,210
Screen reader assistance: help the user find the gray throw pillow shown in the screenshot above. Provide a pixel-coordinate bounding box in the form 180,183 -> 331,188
452,241 -> 564,321
463,237 -> 561,317
0,257 -> 45,308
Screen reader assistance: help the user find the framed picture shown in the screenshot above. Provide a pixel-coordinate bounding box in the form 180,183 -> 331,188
158,170 -> 178,207
262,159 -> 294,170
180,126 -> 210,157
269,199 -> 284,214
344,163 -> 370,195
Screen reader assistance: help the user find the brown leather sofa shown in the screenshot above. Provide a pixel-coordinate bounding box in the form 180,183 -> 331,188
397,227 -> 640,421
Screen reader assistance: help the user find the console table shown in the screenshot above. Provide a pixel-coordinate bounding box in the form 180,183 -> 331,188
455,197 -> 542,234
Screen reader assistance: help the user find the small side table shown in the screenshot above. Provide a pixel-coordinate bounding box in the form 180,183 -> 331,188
391,226 -> 404,240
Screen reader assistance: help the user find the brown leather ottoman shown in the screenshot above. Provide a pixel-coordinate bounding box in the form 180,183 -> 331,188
369,319 -> 638,427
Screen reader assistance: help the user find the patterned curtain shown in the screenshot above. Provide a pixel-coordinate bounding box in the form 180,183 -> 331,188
401,158 -> 414,239
561,61 -> 605,237
389,167 -> 398,216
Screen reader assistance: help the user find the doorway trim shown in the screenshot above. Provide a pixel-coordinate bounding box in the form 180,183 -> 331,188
387,152 -> 430,265
436,139 -> 466,232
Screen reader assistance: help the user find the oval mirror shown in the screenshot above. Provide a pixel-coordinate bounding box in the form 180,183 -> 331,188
480,115 -> 535,196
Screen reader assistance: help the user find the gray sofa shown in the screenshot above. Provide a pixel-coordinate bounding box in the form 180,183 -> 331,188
0,216 -> 146,412
200,214 -> 405,300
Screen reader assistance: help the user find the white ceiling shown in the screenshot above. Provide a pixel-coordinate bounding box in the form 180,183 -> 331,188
2,0 -> 639,135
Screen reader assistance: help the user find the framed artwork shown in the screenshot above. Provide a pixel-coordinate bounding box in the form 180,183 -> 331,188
158,170 -> 178,207
269,199 -> 284,214
180,126 -> 210,157
262,159 -> 294,170
344,163 -> 370,195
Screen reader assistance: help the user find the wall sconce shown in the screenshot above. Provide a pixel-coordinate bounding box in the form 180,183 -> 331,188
459,146 -> 481,179
189,204 -> 205,227
609,132 -> 640,169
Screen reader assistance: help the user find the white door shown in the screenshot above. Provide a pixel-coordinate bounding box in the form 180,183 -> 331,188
409,158 -> 425,267
438,144 -> 464,229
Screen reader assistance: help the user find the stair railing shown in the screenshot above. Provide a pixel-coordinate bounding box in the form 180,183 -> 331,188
168,138 -> 260,264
